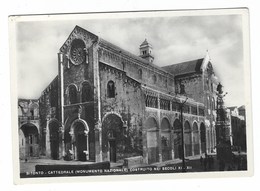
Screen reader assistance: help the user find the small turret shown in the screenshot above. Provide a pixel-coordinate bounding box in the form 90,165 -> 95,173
139,39 -> 154,63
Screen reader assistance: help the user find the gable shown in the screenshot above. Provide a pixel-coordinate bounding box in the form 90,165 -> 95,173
59,25 -> 98,54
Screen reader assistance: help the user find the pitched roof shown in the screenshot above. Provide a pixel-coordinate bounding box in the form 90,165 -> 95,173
162,58 -> 204,76
99,38 -> 150,65
98,38 -> 170,75
140,39 -> 149,47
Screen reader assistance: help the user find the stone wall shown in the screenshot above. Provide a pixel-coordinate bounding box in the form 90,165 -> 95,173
18,99 -> 40,159
99,62 -> 144,162
175,66 -> 218,153
39,77 -> 60,156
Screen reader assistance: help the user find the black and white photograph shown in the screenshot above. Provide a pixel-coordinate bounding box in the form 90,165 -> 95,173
9,8 -> 252,183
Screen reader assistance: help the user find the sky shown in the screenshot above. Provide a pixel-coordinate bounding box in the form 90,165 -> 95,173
15,11 -> 247,107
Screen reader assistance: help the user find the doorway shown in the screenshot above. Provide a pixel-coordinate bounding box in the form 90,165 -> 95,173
109,139 -> 116,162
74,122 -> 88,161
49,121 -> 60,160
76,132 -> 87,161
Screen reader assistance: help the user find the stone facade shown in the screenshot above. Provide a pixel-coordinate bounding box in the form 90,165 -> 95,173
162,55 -> 218,154
227,106 -> 247,151
18,25 -> 223,165
18,99 -> 40,159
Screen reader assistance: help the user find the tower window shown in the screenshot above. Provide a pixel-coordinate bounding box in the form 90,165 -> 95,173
107,81 -> 115,98
142,50 -> 147,55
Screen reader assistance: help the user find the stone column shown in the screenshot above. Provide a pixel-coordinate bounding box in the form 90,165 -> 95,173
171,128 -> 174,160
191,131 -> 195,156
69,130 -> 76,160
95,121 -> 102,162
60,127 -> 65,159
157,95 -> 162,163
198,127 -> 202,155
84,130 -> 89,161
58,52 -> 65,158
45,118 -> 51,158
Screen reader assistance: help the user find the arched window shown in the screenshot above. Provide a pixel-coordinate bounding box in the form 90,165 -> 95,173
81,82 -> 92,102
165,79 -> 168,88
107,81 -> 115,98
152,74 -> 157,84
180,83 -> 185,94
138,69 -> 142,79
69,85 -> 78,104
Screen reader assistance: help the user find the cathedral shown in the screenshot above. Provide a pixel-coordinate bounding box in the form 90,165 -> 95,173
18,25 -> 220,165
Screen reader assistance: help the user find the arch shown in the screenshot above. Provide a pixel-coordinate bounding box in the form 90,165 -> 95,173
20,123 -> 39,158
145,117 -> 159,164
20,123 -> 39,136
81,81 -> 93,102
67,84 -> 78,104
70,119 -> 89,161
101,113 -> 124,162
48,119 -> 61,160
161,118 -> 172,161
70,118 -> 89,133
192,122 -> 200,155
173,119 -> 182,159
184,121 -> 192,157
107,80 -> 115,98
200,123 -> 206,153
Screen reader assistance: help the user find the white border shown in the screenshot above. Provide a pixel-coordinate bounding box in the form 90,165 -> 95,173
3,0 -> 260,189
9,8 -> 253,185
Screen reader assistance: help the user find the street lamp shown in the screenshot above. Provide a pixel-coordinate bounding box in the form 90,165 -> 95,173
179,97 -> 188,172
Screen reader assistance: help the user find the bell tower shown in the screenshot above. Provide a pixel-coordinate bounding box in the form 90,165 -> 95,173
139,39 -> 154,63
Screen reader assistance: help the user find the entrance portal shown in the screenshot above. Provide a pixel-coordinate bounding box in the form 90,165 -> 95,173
49,120 -> 60,160
74,122 -> 88,161
101,113 -> 124,162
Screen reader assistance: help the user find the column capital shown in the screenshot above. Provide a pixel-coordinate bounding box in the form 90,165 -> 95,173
95,120 -> 102,132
